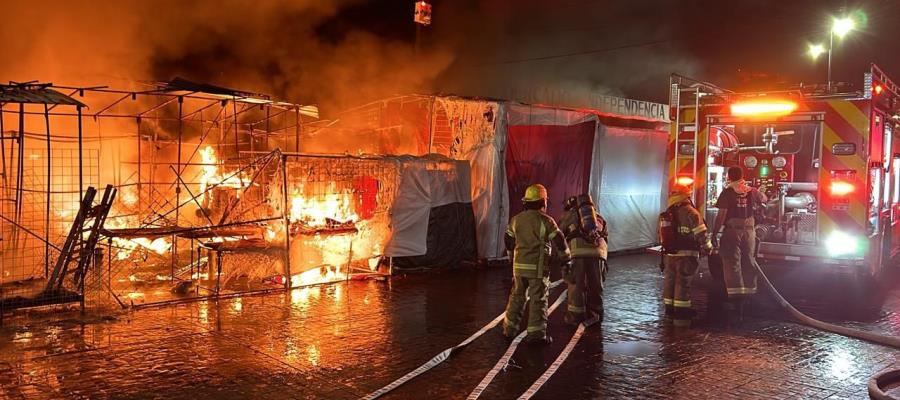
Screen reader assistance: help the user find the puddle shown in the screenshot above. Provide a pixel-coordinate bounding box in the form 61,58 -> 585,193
604,340 -> 661,357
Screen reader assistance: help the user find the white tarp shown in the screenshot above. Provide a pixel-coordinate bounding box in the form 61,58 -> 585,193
595,126 -> 668,251
385,158 -> 472,257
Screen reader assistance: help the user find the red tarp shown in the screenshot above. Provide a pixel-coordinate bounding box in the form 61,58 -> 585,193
505,121 -> 596,219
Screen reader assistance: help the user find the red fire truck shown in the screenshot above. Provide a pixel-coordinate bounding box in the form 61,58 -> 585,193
668,64 -> 900,287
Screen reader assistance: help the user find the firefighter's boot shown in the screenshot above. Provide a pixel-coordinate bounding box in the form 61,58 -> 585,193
664,304 -> 676,317
524,333 -> 553,346
673,307 -> 695,328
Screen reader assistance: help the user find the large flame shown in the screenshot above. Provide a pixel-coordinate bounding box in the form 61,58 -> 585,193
105,216 -> 171,260
198,146 -> 248,202
288,187 -> 359,227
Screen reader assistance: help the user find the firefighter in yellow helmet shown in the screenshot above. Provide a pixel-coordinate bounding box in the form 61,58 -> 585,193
659,185 -> 712,326
558,194 -> 608,325
503,184 -> 572,345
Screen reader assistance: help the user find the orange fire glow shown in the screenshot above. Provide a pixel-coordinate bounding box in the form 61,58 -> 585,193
289,187 -> 359,227
198,146 -> 249,202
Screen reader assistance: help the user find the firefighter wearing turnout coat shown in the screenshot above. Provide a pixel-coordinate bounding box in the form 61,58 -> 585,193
559,194 -> 608,325
712,167 -> 767,305
659,186 -> 713,325
503,184 -> 572,345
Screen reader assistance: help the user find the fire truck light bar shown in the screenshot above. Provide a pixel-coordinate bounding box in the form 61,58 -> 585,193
730,101 -> 798,117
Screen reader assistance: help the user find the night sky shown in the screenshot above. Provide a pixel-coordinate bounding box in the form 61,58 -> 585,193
3,1 -> 897,109
320,0 -> 900,103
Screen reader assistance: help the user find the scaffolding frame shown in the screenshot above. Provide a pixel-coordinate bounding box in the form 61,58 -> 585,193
0,79 -> 323,320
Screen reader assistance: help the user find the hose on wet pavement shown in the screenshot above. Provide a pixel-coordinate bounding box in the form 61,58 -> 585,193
752,263 -> 900,399
361,279 -> 566,400
466,288 -> 569,400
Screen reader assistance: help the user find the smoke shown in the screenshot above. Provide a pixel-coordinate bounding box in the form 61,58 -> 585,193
430,0 -> 700,104
0,1 -> 454,113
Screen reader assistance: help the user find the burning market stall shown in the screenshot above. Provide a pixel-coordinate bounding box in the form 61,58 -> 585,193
0,79 -> 477,319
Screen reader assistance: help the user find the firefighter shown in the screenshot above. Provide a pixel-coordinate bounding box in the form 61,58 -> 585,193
559,194 -> 608,325
712,166 -> 767,308
503,184 -> 572,345
660,185 -> 713,326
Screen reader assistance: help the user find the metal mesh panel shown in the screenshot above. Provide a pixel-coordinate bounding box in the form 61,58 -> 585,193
1,148 -> 99,310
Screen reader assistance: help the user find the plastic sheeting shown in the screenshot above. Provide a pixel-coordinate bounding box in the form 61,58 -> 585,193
434,98 -> 507,260
385,158 -> 473,257
505,121 -> 596,218
595,126 -> 668,251
503,104 -> 667,253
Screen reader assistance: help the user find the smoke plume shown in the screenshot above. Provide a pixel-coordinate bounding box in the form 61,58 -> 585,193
0,1 -> 454,114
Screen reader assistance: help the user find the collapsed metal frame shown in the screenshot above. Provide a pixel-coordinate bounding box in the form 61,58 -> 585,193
0,79 -> 322,318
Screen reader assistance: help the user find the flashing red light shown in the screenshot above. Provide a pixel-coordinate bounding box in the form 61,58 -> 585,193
676,176 -> 695,186
874,85 -> 884,95
830,181 -> 855,196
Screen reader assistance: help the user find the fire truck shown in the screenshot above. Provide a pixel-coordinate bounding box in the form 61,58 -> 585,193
668,64 -> 900,287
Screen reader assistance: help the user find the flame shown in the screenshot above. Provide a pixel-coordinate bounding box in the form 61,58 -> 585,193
105,215 -> 171,260
288,186 -> 358,227
198,146 -> 248,202
120,186 -> 138,207
289,265 -> 347,287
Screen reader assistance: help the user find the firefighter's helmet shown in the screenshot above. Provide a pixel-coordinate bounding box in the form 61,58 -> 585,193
667,186 -> 692,207
523,184 -> 549,202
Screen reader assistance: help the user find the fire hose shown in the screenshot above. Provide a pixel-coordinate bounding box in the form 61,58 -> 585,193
743,257 -> 900,399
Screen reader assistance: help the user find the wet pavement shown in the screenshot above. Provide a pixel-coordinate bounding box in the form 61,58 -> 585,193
2,253 -> 900,399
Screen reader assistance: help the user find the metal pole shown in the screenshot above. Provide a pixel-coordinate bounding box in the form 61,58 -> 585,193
15,104 -> 24,229
44,103 -> 51,278
827,30 -> 834,93
265,106 -> 270,150
0,104 -> 6,201
77,106 -> 83,198
281,154 -> 292,289
136,117 -> 141,204
428,97 -> 435,154
173,97 -> 183,281
232,99 -> 239,158
294,107 -> 301,153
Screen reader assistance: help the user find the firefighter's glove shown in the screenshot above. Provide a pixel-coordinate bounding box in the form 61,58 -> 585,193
658,256 -> 665,273
700,240 -> 714,256
562,260 -> 573,277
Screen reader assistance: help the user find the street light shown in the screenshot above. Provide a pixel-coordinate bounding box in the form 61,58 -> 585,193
808,43 -> 826,60
827,16 -> 856,92
832,17 -> 856,38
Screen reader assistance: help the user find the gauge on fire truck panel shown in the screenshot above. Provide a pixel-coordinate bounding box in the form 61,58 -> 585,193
743,155 -> 758,168
772,156 -> 787,168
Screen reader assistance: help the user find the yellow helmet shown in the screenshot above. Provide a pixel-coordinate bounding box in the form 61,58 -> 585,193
667,186 -> 692,207
522,184 -> 549,202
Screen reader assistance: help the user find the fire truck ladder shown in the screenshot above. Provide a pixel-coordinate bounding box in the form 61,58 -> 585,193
44,184 -> 117,300
670,74 -> 732,203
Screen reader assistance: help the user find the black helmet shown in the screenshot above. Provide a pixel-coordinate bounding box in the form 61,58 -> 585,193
576,194 -> 595,206
564,195 -> 579,211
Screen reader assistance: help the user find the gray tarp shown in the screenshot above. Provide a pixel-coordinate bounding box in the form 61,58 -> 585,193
595,126 -> 668,251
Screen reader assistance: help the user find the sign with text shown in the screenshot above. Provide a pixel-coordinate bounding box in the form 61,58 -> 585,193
503,86 -> 669,122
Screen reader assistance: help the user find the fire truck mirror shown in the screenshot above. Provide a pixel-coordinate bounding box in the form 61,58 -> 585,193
831,142 -> 856,156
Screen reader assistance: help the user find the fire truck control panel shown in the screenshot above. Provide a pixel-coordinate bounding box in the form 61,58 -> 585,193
739,153 -> 794,198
